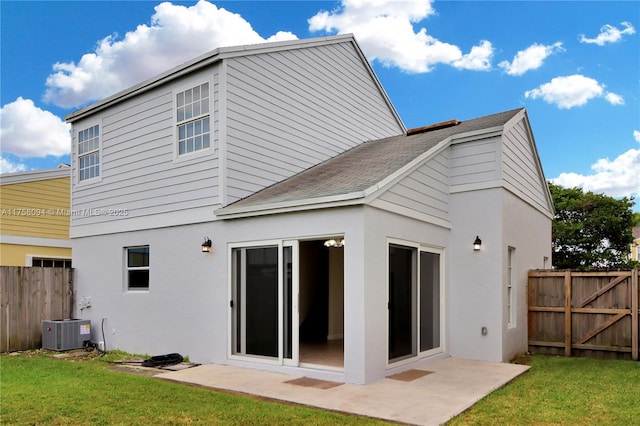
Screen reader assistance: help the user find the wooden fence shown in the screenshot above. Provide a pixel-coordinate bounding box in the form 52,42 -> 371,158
528,269 -> 639,360
0,266 -> 75,352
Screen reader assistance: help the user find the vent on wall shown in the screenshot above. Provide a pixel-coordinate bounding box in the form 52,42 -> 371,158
42,319 -> 91,351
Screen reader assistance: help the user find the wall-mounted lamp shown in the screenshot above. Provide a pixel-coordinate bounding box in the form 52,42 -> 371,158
324,238 -> 345,248
201,237 -> 212,253
473,236 -> 482,251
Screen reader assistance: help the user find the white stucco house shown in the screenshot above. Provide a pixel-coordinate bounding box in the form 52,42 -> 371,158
66,34 -> 553,384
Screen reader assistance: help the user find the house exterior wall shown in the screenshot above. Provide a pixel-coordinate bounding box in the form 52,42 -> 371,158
362,206 -> 450,383
376,150 -> 450,224
449,136 -> 500,188
502,115 -> 551,214
70,66 -> 221,237
223,42 -> 404,204
447,187 -> 504,362
1,173 -> 71,266
501,189 -> 551,361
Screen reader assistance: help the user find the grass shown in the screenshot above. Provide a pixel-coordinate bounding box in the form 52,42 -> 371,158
447,355 -> 640,425
0,350 -> 387,425
2,351 -> 639,425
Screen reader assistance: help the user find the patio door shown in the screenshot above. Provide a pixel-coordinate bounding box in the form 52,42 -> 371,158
388,242 -> 443,363
230,242 -> 298,365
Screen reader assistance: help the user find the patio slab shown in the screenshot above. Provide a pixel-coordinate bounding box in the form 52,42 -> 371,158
156,357 -> 529,425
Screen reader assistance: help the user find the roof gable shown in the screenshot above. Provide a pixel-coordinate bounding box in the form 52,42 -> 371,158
216,108 -> 524,218
65,34 -> 402,128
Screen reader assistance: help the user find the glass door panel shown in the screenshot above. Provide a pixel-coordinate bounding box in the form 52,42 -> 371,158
419,251 -> 440,352
232,246 -> 279,358
388,244 -> 417,362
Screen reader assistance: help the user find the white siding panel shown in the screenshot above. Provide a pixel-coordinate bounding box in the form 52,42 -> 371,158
449,138 -> 499,187
378,151 -> 450,221
502,120 -> 549,211
224,43 -> 403,203
71,66 -> 221,229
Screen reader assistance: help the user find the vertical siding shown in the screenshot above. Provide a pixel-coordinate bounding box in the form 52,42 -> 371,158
224,42 -> 403,203
0,177 -> 70,239
377,151 -> 450,221
502,119 -> 550,212
71,67 -> 220,228
449,137 -> 499,187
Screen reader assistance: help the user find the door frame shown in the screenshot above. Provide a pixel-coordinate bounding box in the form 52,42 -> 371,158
386,237 -> 446,368
227,239 -> 299,366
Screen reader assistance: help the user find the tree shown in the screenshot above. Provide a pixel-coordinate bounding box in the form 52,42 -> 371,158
548,182 -> 635,269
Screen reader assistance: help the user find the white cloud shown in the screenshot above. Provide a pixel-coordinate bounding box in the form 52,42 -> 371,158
579,22 -> 636,46
308,0 -> 493,73
0,97 -> 71,157
43,0 -> 297,108
553,131 -> 640,199
552,148 -> 640,199
498,42 -> 564,76
524,75 -> 624,109
605,92 -> 625,105
0,156 -> 28,174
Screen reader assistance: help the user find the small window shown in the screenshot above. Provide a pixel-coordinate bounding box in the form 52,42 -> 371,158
126,246 -> 149,290
176,82 -> 210,156
31,258 -> 72,268
507,247 -> 516,328
78,124 -> 100,181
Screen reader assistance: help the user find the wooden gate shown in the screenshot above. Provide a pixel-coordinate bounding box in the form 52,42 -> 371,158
528,269 -> 639,360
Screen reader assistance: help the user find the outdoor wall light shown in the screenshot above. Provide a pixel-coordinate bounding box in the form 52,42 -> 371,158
473,236 -> 482,251
324,238 -> 345,248
201,237 -> 212,253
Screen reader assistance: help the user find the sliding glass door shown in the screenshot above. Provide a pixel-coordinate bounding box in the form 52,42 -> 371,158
388,242 -> 443,363
231,243 -> 297,364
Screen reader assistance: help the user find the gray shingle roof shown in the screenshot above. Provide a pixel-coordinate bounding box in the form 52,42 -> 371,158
218,108 -> 523,215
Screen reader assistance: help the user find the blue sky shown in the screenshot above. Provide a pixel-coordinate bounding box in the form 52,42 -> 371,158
1,1 -> 638,209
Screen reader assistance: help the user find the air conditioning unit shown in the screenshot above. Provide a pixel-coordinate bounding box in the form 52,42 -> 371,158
42,319 -> 91,351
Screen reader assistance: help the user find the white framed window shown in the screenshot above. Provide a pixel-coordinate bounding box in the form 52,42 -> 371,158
507,246 -> 516,328
176,82 -> 210,156
78,124 -> 100,181
126,246 -> 149,290
31,257 -> 72,268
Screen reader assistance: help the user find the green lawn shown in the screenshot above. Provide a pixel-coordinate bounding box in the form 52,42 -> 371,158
2,351 -> 639,425
0,350 -> 386,425
447,355 -> 640,425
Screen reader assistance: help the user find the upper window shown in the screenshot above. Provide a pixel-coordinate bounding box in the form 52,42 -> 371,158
176,82 -> 210,156
126,246 -> 150,290
78,124 -> 100,181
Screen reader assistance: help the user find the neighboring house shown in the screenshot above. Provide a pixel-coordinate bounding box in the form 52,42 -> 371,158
66,35 -> 553,385
0,166 -> 72,267
631,226 -> 640,262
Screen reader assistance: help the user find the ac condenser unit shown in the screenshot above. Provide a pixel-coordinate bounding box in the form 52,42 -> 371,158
42,319 -> 91,351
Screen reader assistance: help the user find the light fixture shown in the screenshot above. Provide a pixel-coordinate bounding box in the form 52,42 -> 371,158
473,236 -> 482,251
324,238 -> 345,248
201,237 -> 212,253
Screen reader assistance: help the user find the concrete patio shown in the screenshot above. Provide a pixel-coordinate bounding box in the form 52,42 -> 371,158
156,357 -> 529,425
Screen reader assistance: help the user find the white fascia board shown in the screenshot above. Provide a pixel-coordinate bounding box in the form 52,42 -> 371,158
1,167 -> 70,184
215,192 -> 366,220
368,199 -> 452,230
1,235 -> 72,248
70,205 -> 220,238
